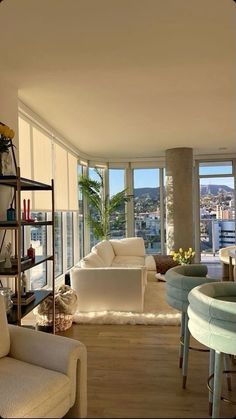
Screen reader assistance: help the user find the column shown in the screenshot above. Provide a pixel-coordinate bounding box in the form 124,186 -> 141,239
166,147 -> 194,253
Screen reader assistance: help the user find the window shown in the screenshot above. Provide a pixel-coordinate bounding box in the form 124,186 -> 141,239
66,212 -> 73,269
29,212 -> 47,289
109,169 -> 126,239
133,168 -> 161,254
88,167 -> 103,249
199,161 -> 233,176
78,164 -> 85,259
55,212 -> 63,277
199,161 -> 235,256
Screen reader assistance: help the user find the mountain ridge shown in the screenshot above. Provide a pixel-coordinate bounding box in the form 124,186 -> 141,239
133,184 -> 233,198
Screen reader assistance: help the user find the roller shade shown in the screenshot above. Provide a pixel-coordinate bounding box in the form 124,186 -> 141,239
54,143 -> 69,211
18,116 -> 32,205
32,127 -> 53,211
68,153 -> 78,211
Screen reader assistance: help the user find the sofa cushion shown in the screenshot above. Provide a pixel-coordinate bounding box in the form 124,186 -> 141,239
111,255 -> 145,267
0,296 -> 10,359
110,237 -> 145,257
80,252 -> 106,268
0,356 -> 71,418
92,240 -> 115,266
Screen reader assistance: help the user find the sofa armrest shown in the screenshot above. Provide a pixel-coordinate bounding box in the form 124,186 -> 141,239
9,325 -> 87,418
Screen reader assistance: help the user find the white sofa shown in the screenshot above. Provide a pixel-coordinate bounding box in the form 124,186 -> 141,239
71,237 -> 155,312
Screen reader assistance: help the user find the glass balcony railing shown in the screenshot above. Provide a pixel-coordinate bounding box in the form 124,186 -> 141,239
200,218 -> 235,255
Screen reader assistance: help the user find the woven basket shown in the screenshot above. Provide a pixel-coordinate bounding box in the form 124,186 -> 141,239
36,311 -> 73,332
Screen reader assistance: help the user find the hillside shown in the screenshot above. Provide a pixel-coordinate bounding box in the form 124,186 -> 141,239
134,184 -> 233,199
200,184 -> 233,195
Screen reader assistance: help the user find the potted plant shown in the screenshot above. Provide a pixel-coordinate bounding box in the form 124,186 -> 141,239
79,168 -> 131,240
0,122 -> 15,176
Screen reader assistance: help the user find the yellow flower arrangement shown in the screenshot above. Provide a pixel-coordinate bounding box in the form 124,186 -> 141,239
0,122 -> 15,153
171,247 -> 195,265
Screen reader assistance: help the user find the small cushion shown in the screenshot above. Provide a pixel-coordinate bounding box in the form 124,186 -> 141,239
0,296 -> 10,359
92,240 -> 115,266
111,255 -> 145,267
80,252 -> 105,268
110,237 -> 145,257
0,357 -> 71,418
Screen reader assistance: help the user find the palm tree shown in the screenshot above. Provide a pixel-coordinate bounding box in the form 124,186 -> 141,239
79,168 -> 130,240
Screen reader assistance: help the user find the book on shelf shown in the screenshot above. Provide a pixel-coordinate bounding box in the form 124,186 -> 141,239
11,291 -> 35,306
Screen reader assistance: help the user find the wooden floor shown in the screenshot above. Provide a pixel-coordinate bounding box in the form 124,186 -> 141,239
60,324 -> 236,418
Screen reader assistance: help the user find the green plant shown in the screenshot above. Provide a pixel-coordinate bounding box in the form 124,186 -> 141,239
79,168 -> 130,240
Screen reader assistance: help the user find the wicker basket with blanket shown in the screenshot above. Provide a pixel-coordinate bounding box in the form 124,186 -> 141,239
34,285 -> 78,332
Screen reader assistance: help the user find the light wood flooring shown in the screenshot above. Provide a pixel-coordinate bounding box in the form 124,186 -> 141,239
59,277 -> 236,418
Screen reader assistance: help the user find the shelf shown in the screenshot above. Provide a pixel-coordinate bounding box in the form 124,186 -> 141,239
0,255 -> 53,276
0,167 -> 55,332
0,175 -> 52,191
0,220 -> 53,229
7,290 -> 52,324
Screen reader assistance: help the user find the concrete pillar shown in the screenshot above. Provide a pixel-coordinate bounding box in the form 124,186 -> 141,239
166,147 -> 194,253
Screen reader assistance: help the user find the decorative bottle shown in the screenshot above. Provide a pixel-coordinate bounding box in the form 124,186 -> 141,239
7,204 -> 16,221
27,244 -> 35,261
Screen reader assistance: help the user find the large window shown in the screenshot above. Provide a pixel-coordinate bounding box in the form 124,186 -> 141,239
133,168 -> 161,254
199,161 -> 235,257
55,212 -> 63,277
109,169 -> 126,239
66,212 -> 74,269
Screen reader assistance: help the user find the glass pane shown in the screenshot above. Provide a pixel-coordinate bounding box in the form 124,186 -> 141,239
109,169 -> 126,239
30,212 -> 47,289
30,263 -> 47,290
66,212 -> 73,269
88,167 -> 103,249
200,176 -> 235,256
133,169 -> 161,254
199,161 -> 233,176
55,212 -> 63,277
78,164 -> 84,259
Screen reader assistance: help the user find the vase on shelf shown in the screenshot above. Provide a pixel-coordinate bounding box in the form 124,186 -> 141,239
0,152 -> 13,176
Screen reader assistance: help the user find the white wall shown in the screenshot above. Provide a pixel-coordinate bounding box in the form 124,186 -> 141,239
0,76 -> 18,260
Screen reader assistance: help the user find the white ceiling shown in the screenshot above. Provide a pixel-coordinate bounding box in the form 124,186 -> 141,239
0,0 -> 235,159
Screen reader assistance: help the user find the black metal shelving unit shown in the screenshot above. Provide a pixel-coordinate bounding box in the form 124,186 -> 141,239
0,168 -> 55,333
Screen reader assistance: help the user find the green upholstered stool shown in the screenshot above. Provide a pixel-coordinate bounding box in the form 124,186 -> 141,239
188,282 -> 236,418
165,264 -> 218,389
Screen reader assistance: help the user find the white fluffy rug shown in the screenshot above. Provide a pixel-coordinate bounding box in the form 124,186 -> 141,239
73,281 -> 180,325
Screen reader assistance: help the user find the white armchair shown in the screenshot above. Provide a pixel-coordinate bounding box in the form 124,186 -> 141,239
0,296 -> 87,418
219,245 -> 236,281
